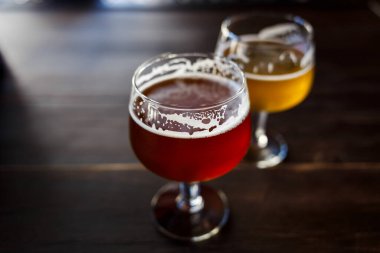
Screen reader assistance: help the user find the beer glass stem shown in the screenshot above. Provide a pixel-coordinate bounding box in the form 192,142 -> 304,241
176,182 -> 204,214
253,111 -> 269,149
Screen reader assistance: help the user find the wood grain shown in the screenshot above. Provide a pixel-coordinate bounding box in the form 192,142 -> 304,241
0,163 -> 380,252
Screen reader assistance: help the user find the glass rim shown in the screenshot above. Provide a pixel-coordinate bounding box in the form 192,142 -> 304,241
131,52 -> 248,111
221,12 -> 314,45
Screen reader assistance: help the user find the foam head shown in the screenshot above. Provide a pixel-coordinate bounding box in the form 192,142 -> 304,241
129,54 -> 250,139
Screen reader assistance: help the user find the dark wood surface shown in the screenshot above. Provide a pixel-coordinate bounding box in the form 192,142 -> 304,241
0,4 -> 380,252
1,163 -> 380,252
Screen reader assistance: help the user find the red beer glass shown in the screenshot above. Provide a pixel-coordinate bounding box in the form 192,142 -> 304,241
129,53 -> 251,241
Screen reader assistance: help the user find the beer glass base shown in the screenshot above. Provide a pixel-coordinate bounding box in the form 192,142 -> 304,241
245,132 -> 288,169
151,183 -> 230,242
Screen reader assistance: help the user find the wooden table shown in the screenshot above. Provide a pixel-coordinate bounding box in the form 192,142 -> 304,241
1,3 -> 380,252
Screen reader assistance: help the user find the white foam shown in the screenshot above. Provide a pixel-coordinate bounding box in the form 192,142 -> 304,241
215,35 -> 315,81
130,73 -> 250,139
257,23 -> 299,41
244,63 -> 314,81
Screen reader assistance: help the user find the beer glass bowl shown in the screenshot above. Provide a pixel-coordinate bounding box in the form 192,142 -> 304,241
129,53 -> 251,241
215,13 -> 315,168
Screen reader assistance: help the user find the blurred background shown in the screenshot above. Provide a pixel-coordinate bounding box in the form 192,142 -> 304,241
0,0 -> 372,9
0,0 -> 379,166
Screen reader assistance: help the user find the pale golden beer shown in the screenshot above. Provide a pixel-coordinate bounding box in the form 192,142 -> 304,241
216,13 -> 315,168
222,38 -> 314,113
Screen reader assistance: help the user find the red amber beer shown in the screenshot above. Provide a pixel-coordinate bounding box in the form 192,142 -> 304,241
130,75 -> 251,182
129,53 -> 250,241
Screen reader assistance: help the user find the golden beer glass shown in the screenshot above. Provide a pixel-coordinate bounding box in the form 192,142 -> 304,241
216,13 -> 315,168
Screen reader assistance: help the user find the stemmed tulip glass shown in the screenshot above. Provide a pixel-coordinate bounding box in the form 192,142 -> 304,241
215,13 -> 315,168
129,53 -> 251,241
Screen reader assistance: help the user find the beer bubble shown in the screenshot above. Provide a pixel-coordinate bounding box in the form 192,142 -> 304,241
202,118 -> 211,124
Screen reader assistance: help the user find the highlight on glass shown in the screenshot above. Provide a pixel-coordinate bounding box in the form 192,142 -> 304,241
129,53 -> 251,241
215,13 -> 315,168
